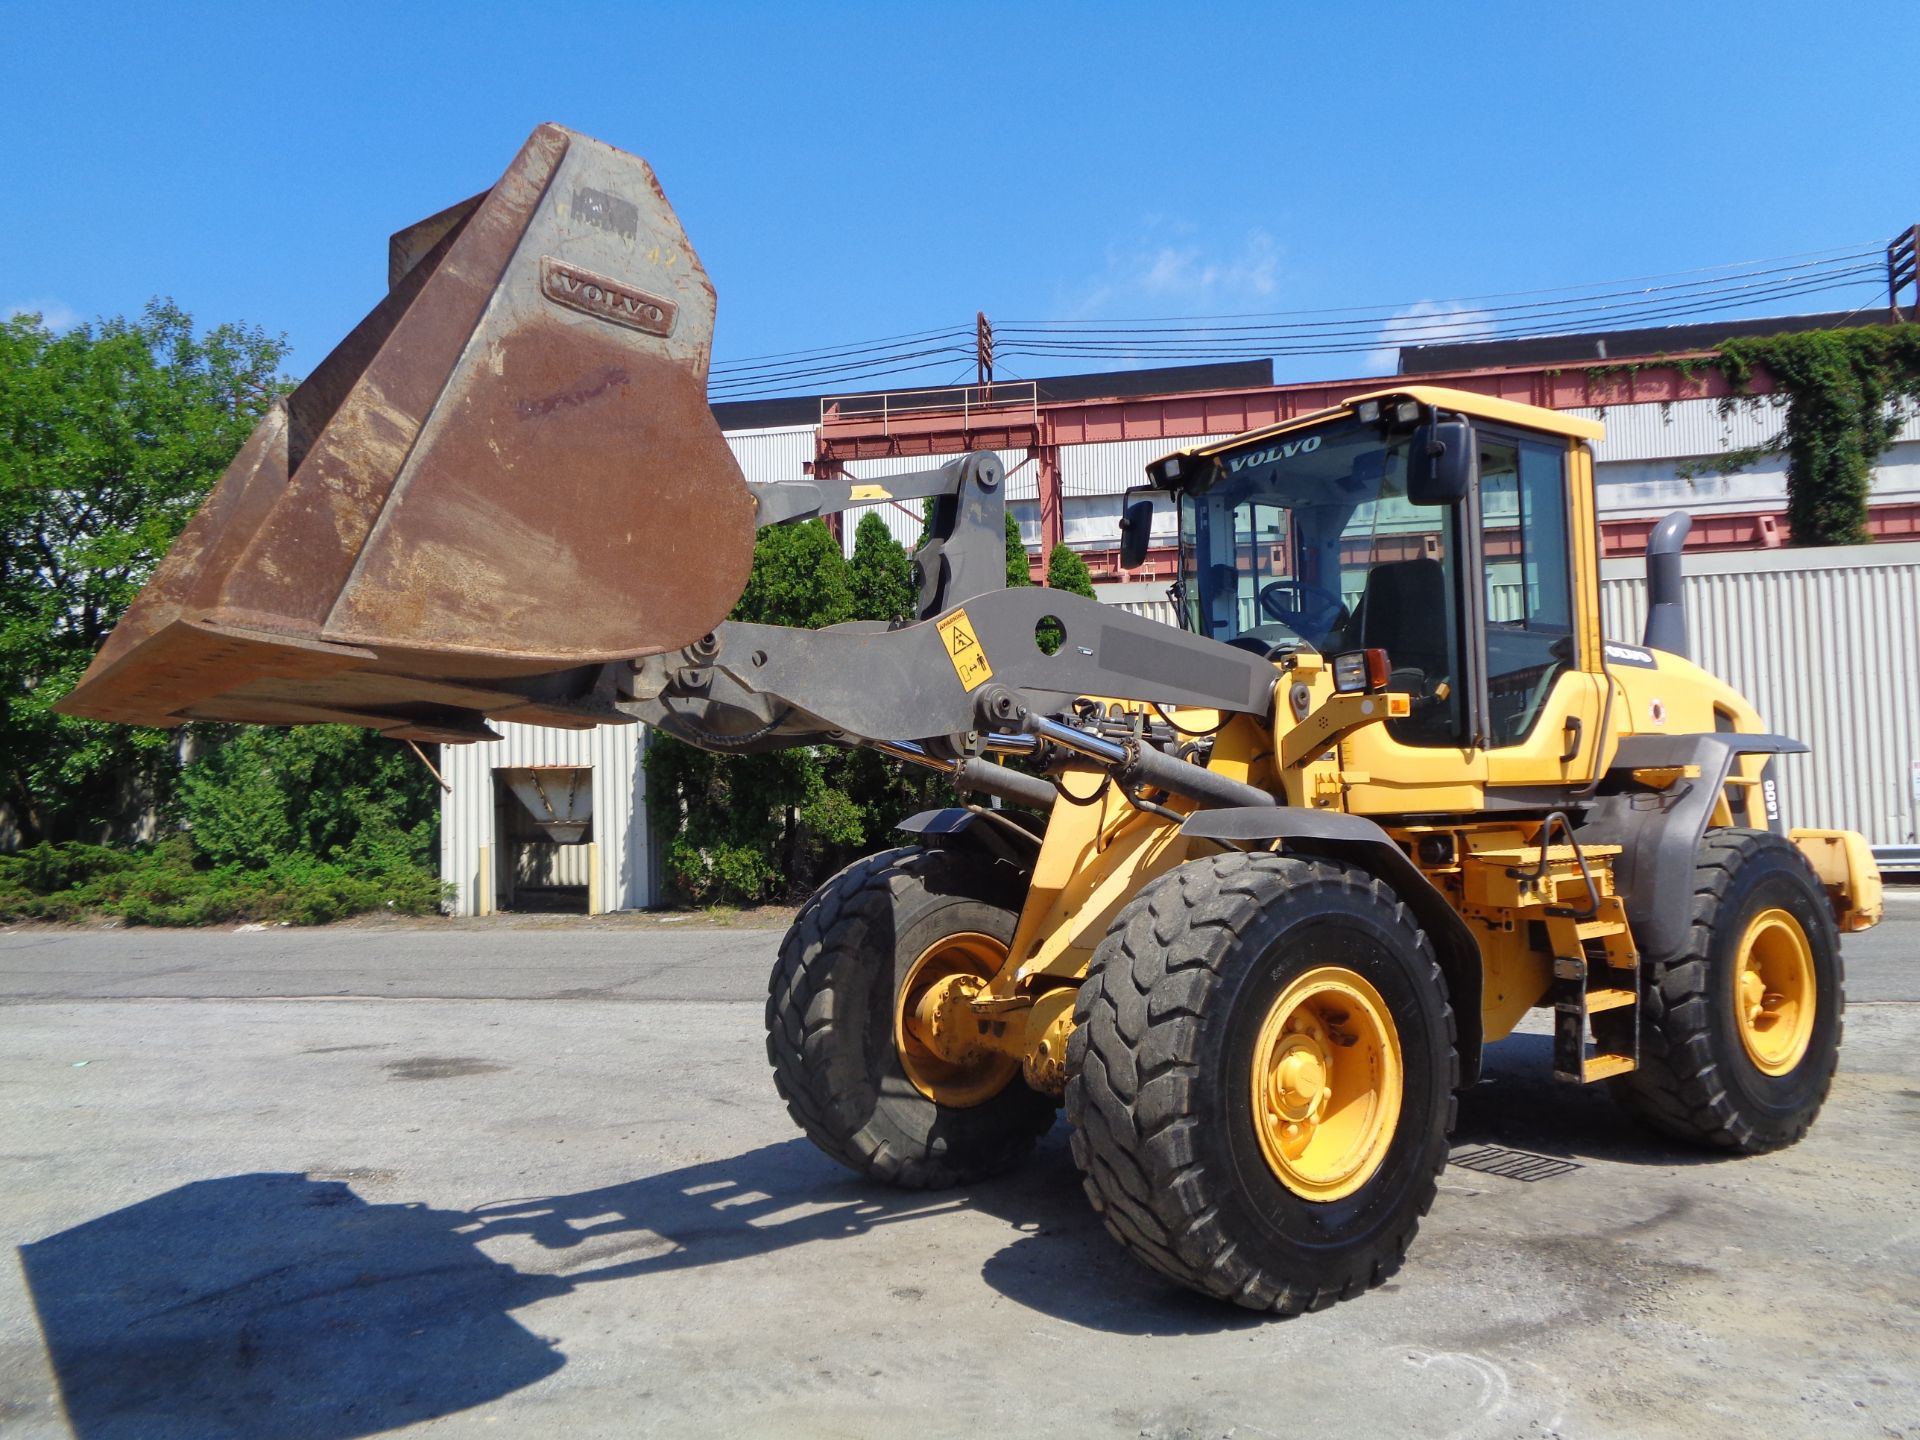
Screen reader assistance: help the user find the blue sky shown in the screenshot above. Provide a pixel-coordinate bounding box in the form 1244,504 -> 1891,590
3,2 -> 1913,389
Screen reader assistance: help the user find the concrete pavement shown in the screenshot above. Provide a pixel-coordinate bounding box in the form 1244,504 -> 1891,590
1,899 -> 1916,1439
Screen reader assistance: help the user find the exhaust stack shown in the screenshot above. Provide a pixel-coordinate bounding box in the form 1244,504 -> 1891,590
57,124 -> 756,742
1642,510 -> 1691,659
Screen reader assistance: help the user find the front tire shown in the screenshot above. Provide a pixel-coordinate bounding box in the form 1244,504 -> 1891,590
1066,852 -> 1456,1313
1609,828 -> 1843,1152
766,846 -> 1056,1189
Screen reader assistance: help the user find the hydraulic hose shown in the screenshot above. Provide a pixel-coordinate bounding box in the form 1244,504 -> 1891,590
869,738 -> 1056,810
1022,715 -> 1275,811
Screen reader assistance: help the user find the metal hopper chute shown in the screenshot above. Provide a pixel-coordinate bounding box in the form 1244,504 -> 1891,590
57,124 -> 756,743
501,767 -> 593,845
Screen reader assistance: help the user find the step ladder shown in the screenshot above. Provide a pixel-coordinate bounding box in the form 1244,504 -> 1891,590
1546,896 -> 1640,1083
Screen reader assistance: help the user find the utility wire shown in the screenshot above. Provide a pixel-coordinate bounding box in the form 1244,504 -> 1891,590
996,271 -> 1882,361
705,240 -> 1888,398
709,353 -> 978,401
998,258 -> 1881,342
998,242 -> 1882,325
706,343 -> 974,394
710,326 -> 971,377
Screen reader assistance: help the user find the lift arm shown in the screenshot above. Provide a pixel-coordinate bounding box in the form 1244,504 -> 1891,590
626,450 -> 1280,785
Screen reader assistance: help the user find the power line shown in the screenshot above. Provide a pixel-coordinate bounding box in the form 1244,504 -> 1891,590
998,268 -> 1881,360
704,237 -> 1890,399
709,324 -> 971,376
1013,280 -> 1879,357
708,352 -> 978,400
998,242 -> 1882,325
706,342 -> 974,394
998,257 -> 1881,342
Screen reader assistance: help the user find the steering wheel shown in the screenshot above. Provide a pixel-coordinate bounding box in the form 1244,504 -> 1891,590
1257,578 -> 1347,640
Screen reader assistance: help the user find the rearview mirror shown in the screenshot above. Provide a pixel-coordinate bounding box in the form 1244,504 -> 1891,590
1118,498 -> 1154,569
1407,420 -> 1472,505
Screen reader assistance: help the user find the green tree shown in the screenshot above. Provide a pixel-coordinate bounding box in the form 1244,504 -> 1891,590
1716,327 -> 1920,547
0,301 -> 289,842
1046,542 -> 1096,599
1036,541 -> 1095,654
847,511 -> 916,625
733,518 -> 854,629
177,724 -> 438,870
645,521 -> 864,905
1006,511 -> 1033,586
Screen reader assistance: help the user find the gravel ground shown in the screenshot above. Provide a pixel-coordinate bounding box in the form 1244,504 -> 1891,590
1,893 -> 1915,1439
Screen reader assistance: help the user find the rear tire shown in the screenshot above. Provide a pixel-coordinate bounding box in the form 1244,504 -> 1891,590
1608,828 -> 1843,1152
1066,852 -> 1456,1313
766,847 -> 1056,1189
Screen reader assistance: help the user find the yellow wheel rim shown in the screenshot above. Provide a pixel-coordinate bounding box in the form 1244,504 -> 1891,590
1733,907 -> 1816,1076
894,932 -> 1019,1108
1250,965 -> 1403,1202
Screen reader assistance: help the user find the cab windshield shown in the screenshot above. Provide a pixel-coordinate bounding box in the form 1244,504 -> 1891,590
1174,409 -> 1583,750
1176,413 -> 1465,742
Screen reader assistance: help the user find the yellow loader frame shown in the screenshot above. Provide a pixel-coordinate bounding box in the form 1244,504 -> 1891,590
895,388 -> 1882,1104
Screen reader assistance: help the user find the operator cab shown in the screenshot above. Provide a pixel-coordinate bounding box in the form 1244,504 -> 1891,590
1133,389 -> 1603,756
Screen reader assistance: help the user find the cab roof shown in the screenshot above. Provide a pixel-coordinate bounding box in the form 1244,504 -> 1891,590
1159,384 -> 1605,472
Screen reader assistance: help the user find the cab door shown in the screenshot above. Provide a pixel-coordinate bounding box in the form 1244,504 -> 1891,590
1476,431 -> 1607,791
1337,427 -> 1605,813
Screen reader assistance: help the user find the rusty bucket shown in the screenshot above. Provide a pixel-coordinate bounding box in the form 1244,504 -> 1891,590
58,124 -> 756,742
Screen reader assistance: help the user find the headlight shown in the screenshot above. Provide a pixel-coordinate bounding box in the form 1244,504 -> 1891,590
1332,648 -> 1391,694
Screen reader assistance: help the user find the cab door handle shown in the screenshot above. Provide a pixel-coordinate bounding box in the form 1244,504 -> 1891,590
1559,716 -> 1583,764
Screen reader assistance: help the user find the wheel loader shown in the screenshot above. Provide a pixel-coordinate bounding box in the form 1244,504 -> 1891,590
59,125 -> 1884,1313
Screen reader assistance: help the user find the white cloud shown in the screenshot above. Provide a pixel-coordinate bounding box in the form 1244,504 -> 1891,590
5,297 -> 82,331
1067,220 -> 1282,323
1365,300 -> 1496,374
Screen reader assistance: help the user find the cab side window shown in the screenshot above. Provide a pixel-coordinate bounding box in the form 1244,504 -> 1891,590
1369,515 -> 1467,748
1479,436 -> 1574,747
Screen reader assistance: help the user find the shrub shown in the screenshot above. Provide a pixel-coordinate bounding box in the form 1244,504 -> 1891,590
177,724 -> 437,869
1,725 -> 446,926
0,835 -> 449,926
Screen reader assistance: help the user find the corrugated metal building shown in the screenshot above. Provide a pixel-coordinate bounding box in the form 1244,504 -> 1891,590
440,721 -> 649,916
1578,399 -> 1920,526
1602,541 -> 1920,864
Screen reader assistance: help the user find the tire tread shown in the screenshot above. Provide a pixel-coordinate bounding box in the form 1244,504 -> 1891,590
766,847 -> 1053,1189
1065,851 -> 1455,1314
1611,828 -> 1844,1153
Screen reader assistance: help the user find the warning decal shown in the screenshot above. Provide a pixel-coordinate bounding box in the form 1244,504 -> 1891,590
936,608 -> 994,691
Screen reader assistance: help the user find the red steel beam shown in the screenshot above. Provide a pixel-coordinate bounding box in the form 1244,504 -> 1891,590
1079,502 -> 1920,585
818,355 -> 1766,463
1033,445 -> 1063,564
813,355 -> 1920,577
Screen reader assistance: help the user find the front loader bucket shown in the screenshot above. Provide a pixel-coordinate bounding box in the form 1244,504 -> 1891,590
58,124 -> 755,742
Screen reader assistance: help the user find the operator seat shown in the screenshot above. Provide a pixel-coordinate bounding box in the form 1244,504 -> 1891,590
1206,564 -> 1241,639
1349,559 -> 1456,738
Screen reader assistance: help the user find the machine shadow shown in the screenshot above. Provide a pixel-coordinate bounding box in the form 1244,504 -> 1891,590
1454,1031 -> 1734,1167
460,1127 -> 1260,1338
20,1131 -> 1255,1438
20,1171 -> 568,1440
